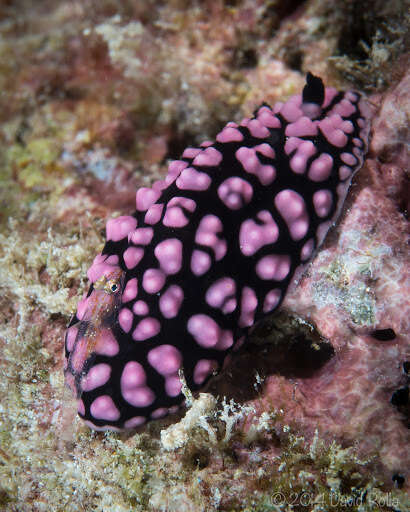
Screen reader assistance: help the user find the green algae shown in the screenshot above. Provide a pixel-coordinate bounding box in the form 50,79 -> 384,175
10,138 -> 61,185
0,120 -> 72,228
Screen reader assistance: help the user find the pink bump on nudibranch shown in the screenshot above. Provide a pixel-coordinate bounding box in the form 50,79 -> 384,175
339,166 -> 352,180
239,287 -> 258,327
187,314 -> 220,348
119,307 -> 133,333
163,196 -> 196,228
166,160 -> 188,184
330,97 -> 356,118
152,179 -> 168,193
124,416 -> 146,428
256,254 -> 291,281
279,94 -> 303,122
308,153 -> 333,182
136,187 -> 161,211
218,177 -> 253,210
284,136 -> 301,156
182,147 -> 202,159
133,300 -> 149,316
318,115 -> 349,148
247,118 -> 270,138
239,210 -> 279,256
176,167 -> 211,191
301,102 -> 321,119
192,146 -> 223,167
301,238 -> 315,261
154,238 -> 183,275
341,152 -> 357,166
123,247 -> 144,269
122,277 -> 138,303
142,268 -> 166,294
205,277 -> 236,314
236,146 -> 276,185
128,227 -> 154,245
285,116 -> 318,137
81,363 -> 111,392
121,361 -> 155,407
144,203 -> 164,225
273,101 -> 283,113
322,87 -> 338,108
195,215 -> 227,261
106,216 -> 137,242
78,399 -> 85,415
256,106 -> 281,128
164,375 -> 182,397
187,314 -> 233,350
90,395 -> 120,421
275,189 -> 309,240
147,344 -> 182,376
190,249 -> 212,276
313,189 -> 333,218
290,140 -> 316,174
132,317 -> 161,341
254,143 -> 275,159
216,126 -> 244,143
151,408 -> 168,419
235,146 -> 255,171
159,285 -> 184,319
193,359 -> 218,385
263,289 -> 281,313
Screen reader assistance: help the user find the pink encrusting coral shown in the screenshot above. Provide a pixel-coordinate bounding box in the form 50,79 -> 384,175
64,73 -> 371,430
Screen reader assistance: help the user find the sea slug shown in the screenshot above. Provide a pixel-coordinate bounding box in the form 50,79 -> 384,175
64,73 -> 370,430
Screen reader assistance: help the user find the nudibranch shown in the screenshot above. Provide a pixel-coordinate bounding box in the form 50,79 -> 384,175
64,73 -> 371,430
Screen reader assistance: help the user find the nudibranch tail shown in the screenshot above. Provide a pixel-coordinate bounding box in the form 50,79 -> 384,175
64,73 -> 371,430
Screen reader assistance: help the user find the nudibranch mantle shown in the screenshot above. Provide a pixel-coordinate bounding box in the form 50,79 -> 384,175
64,73 -> 371,430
